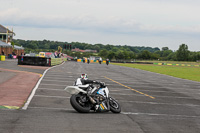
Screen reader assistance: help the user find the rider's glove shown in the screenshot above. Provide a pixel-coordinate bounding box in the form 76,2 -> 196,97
100,82 -> 105,86
93,81 -> 99,84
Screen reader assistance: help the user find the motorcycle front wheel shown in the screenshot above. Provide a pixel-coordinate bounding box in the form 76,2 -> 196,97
70,94 -> 91,113
109,97 -> 121,113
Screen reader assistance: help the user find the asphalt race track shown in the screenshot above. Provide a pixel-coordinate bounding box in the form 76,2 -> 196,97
1,61 -> 200,133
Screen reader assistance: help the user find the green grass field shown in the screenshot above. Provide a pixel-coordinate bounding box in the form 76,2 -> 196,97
112,63 -> 200,82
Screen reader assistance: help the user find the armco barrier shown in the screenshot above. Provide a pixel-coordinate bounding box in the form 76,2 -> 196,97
111,61 -> 153,64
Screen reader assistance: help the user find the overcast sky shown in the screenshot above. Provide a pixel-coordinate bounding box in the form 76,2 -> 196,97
0,0 -> 200,51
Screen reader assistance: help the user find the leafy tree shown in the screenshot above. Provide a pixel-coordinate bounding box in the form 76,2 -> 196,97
27,42 -> 38,49
162,50 -> 173,57
128,51 -> 136,59
162,47 -> 169,51
84,44 -> 92,50
15,39 -> 196,62
167,52 -> 176,61
115,51 -> 124,60
93,45 -> 100,52
94,43 -> 104,49
111,47 -> 119,52
138,50 -> 151,59
123,50 -> 129,60
176,44 -> 190,61
105,44 -> 113,51
129,47 -> 140,53
99,49 -> 108,58
188,52 -> 200,61
151,53 -> 160,60
107,51 -> 115,60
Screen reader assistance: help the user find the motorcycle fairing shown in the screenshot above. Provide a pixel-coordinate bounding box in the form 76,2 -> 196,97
65,86 -> 87,94
97,87 -> 109,98
96,100 -> 110,112
97,88 -> 104,96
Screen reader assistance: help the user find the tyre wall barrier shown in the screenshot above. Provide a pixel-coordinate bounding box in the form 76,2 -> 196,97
76,59 -> 104,63
0,55 -> 5,61
18,56 -> 66,66
18,56 -> 51,66
17,56 -> 65,66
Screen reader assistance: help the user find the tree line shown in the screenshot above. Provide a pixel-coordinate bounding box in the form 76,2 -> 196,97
13,39 -> 200,61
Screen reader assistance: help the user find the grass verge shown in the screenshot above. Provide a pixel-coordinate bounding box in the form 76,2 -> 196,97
112,63 -> 200,82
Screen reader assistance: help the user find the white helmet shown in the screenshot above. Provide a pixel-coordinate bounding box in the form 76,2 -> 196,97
80,74 -> 88,80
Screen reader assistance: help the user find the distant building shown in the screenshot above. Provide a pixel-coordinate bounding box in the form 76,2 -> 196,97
0,24 -> 24,57
85,49 -> 97,53
71,48 -> 85,52
0,24 -> 15,44
13,45 -> 25,56
71,48 -> 97,53
0,40 -> 12,56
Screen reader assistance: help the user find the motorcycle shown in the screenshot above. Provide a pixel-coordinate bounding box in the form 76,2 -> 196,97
106,60 -> 109,65
64,82 -> 121,113
87,59 -> 90,64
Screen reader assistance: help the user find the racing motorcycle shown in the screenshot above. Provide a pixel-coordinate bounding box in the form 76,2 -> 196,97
64,82 -> 121,113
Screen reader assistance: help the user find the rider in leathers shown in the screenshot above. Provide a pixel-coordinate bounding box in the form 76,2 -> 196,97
74,74 -> 105,110
74,74 -> 104,94
74,74 -> 99,86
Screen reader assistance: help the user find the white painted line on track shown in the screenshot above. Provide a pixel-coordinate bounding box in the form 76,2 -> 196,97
152,95 -> 197,99
110,87 -> 200,95
110,93 -> 146,96
35,95 -> 70,99
121,112 -> 200,118
22,62 -> 65,110
120,100 -> 200,107
26,107 -> 200,118
110,93 -> 196,99
110,89 -> 131,91
110,89 -> 184,94
28,107 -> 74,111
140,90 -> 200,94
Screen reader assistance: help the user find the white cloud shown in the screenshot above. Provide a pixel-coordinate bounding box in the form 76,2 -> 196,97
0,0 -> 200,51
2,8 -> 200,34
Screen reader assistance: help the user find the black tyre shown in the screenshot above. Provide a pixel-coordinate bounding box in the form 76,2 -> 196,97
70,94 -> 90,113
109,97 -> 121,113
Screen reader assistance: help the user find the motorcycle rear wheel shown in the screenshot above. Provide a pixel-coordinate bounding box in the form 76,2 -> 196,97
109,97 -> 121,113
70,94 -> 90,113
